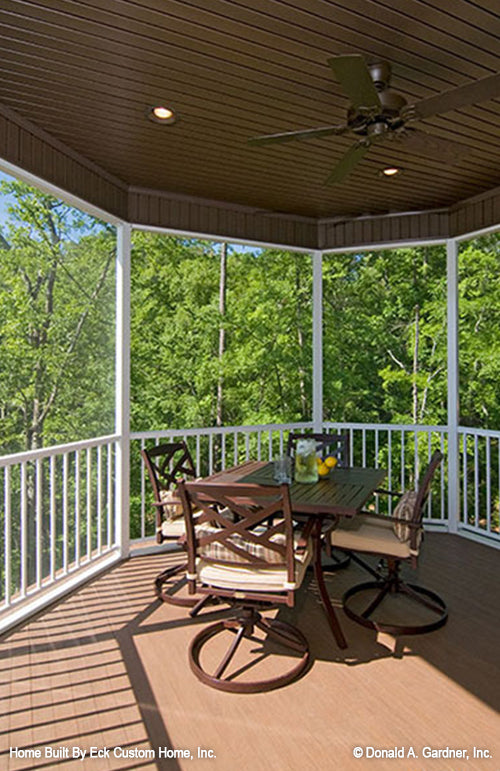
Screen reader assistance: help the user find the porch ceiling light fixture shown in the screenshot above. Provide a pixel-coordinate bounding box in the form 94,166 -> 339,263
147,105 -> 177,124
381,166 -> 402,177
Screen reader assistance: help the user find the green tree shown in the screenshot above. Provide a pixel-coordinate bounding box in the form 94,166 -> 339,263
459,234 -> 500,428
322,246 -> 447,425
0,180 -> 115,453
130,234 -> 312,431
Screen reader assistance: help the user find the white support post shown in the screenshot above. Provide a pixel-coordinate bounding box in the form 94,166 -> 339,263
447,238 -> 460,533
312,250 -> 323,432
115,223 -> 131,558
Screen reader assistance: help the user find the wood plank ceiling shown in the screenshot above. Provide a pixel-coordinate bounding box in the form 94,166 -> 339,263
0,0 -> 498,220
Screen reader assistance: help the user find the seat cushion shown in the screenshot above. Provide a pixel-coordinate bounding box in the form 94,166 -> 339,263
158,505 -> 232,540
195,539 -> 313,592
331,514 -> 412,559
159,517 -> 186,539
159,489 -> 184,520
393,490 -> 418,542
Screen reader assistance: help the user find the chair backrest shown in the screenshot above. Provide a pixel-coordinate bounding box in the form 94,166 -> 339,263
414,451 -> 444,523
178,480 -> 296,603
141,442 -> 197,541
406,450 -> 444,552
286,431 -> 350,467
141,441 -> 196,496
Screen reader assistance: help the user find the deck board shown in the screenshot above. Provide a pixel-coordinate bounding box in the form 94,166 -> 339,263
1,533 -> 499,771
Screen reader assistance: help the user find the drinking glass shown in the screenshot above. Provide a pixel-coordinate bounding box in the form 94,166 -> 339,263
273,455 -> 292,484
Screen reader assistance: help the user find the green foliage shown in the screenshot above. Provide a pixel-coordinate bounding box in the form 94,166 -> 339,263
323,246 -> 447,425
0,180 -> 115,453
1,180 -> 499,452
458,235 -> 500,428
130,233 -> 312,430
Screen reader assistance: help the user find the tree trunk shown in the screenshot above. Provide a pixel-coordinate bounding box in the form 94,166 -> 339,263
295,262 -> 308,418
412,304 -> 420,424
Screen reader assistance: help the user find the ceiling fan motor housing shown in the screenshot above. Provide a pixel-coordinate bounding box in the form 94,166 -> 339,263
348,89 -> 407,133
368,61 -> 392,90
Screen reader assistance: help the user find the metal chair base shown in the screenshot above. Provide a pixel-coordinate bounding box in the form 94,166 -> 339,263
154,562 -> 201,608
321,548 -> 351,572
343,577 -> 448,636
189,608 -> 310,693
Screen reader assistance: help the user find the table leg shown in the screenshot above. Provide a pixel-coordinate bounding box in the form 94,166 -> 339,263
313,520 -> 348,649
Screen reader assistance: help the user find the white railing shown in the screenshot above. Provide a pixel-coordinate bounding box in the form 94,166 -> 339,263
459,426 -> 500,543
2,420 -> 498,631
324,421 -> 449,525
0,434 -> 120,624
131,420 -> 450,540
130,422 -> 313,540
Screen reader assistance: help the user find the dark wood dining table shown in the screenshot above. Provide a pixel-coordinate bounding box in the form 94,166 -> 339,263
201,460 -> 387,649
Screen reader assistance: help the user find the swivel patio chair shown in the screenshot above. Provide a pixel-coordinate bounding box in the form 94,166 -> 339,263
178,480 -> 313,693
287,431 -> 351,569
141,441 -> 201,607
331,451 -> 448,635
286,431 -> 350,468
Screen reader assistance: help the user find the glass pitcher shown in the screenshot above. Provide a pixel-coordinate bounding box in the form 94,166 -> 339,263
294,438 -> 319,484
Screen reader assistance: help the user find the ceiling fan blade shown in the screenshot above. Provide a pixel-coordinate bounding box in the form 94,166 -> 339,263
408,72 -> 500,120
398,128 -> 470,164
327,54 -> 381,111
248,124 -> 349,146
325,142 -> 372,185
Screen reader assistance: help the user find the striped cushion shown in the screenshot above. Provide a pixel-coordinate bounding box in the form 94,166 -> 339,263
196,543 -> 312,592
197,523 -> 308,566
393,491 -> 418,542
159,489 -> 184,520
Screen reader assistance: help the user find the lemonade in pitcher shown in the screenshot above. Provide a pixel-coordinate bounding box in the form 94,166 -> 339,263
294,438 -> 319,483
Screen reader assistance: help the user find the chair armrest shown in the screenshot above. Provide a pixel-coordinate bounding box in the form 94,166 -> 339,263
359,510 -> 421,528
373,488 -> 402,498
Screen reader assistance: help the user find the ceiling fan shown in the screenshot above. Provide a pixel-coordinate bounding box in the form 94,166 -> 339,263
248,55 -> 500,184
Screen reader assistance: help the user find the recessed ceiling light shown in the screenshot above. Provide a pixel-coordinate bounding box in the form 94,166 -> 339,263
147,105 -> 177,124
381,166 -> 401,177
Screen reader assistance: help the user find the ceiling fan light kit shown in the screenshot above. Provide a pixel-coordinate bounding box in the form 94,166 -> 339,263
248,54 -> 500,185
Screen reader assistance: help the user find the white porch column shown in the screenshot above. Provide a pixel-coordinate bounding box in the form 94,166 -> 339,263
312,250 -> 323,432
447,238 -> 460,533
115,223 -> 131,557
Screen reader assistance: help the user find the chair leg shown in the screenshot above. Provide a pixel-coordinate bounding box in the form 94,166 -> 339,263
256,617 -> 308,653
359,580 -> 391,619
188,609 -> 310,693
189,593 -> 219,618
214,625 -> 246,679
155,561 -> 202,608
321,548 -> 351,572
342,562 -> 448,636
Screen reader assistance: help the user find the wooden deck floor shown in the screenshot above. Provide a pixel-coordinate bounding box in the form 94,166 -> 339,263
1,533 -> 499,771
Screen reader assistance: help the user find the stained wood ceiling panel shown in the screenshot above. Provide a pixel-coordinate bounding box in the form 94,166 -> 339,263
0,0 -> 498,219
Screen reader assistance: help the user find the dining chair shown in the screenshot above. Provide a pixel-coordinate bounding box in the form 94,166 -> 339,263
177,480 -> 313,693
331,450 -> 448,635
286,431 -> 350,467
141,441 -> 202,607
287,431 -> 351,569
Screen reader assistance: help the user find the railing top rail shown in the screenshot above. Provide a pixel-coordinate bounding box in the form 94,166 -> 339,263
131,422 -> 313,440
0,434 -> 119,467
458,426 -> 500,439
323,421 -> 447,433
